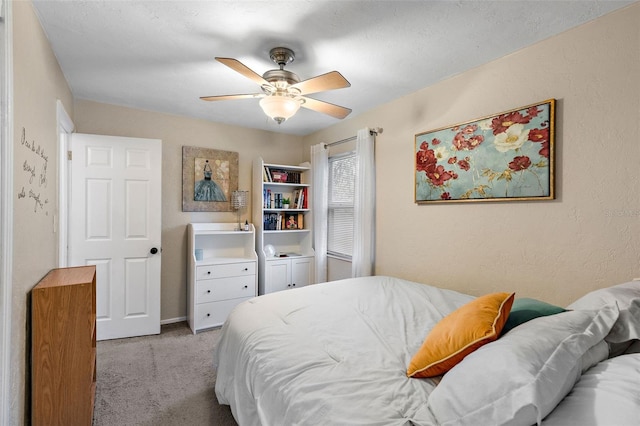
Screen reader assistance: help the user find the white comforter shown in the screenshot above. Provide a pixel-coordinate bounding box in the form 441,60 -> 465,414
214,276 -> 640,426
214,276 -> 474,426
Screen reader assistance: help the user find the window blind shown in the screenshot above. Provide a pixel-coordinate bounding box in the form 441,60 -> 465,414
328,153 -> 355,258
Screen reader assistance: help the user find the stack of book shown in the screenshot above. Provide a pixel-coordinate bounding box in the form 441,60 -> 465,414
263,212 -> 304,230
263,190 -> 288,209
292,188 -> 308,209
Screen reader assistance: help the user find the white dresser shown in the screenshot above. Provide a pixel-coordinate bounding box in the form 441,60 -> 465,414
187,223 -> 257,333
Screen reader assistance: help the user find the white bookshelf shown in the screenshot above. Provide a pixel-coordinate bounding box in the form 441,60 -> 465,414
252,157 -> 315,295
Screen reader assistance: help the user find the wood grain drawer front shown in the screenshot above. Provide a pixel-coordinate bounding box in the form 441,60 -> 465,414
196,262 -> 256,280
197,276 -> 256,303
195,297 -> 253,330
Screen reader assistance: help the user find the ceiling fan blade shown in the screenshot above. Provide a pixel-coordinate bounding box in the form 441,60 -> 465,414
200,94 -> 262,101
291,71 -> 351,95
215,57 -> 270,87
301,97 -> 352,119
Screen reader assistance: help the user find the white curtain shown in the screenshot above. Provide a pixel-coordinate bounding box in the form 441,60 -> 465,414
352,128 -> 376,278
311,143 -> 329,283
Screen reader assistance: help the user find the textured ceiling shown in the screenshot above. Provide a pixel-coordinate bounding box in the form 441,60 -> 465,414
32,0 -> 635,136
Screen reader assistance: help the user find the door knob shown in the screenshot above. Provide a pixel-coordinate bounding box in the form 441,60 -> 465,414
150,247 -> 159,254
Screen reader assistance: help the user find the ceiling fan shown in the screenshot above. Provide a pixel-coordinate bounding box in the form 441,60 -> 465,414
200,47 -> 352,124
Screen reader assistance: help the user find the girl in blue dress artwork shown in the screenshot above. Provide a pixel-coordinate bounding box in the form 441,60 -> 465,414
194,159 -> 227,201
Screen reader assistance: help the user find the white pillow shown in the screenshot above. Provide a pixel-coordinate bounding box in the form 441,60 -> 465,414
427,304 -> 619,426
568,281 -> 640,344
580,339 -> 609,373
541,352 -> 640,425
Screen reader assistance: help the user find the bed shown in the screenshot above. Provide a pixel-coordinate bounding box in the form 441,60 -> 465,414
213,275 -> 640,425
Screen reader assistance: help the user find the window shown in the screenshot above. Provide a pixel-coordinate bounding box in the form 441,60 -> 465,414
327,152 -> 356,259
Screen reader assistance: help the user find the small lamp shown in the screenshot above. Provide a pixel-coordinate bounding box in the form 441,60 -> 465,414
231,190 -> 248,231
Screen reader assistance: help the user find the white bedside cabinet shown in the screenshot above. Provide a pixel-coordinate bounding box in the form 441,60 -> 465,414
263,255 -> 313,294
187,223 -> 257,333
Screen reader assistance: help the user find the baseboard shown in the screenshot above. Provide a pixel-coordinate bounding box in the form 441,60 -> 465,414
161,316 -> 186,325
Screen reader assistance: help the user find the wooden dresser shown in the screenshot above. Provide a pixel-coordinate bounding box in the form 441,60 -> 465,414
31,265 -> 97,426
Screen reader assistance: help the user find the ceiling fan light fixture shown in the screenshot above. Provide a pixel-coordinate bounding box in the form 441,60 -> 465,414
259,95 -> 301,124
204,47 -> 351,122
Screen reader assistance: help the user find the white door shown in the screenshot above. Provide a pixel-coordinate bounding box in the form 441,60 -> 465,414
291,257 -> 312,288
69,133 -> 162,340
266,259 -> 291,293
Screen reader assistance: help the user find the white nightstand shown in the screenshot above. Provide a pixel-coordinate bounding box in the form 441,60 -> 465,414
187,223 -> 257,333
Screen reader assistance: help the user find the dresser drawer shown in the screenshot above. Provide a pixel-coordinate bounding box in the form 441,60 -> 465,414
196,276 -> 256,303
194,297 -> 253,331
196,262 -> 256,280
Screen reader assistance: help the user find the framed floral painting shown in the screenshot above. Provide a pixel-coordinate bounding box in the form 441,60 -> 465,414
415,99 -> 555,203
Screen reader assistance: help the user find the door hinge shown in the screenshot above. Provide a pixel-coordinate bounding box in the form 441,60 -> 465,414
67,151 -> 72,161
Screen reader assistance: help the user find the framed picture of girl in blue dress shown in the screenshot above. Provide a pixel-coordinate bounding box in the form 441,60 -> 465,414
182,146 -> 239,212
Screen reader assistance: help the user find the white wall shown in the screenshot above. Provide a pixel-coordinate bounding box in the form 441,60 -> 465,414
304,3 -> 640,306
11,2 -> 74,423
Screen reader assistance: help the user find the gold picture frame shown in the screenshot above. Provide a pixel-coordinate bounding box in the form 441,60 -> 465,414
182,146 -> 239,212
415,99 -> 555,203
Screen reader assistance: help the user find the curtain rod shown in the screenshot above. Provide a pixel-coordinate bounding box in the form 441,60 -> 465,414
325,127 -> 383,148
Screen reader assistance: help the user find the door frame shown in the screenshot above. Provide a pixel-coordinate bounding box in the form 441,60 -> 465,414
0,1 -> 13,424
56,100 -> 74,267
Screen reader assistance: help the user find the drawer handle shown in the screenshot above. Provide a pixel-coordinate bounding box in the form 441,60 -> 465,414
243,267 -> 248,271
207,271 -> 211,275
292,283 -> 296,287
206,313 -> 210,317
207,290 -> 211,293
243,285 -> 248,289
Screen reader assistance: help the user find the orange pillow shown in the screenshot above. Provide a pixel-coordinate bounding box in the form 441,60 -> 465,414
407,292 -> 515,378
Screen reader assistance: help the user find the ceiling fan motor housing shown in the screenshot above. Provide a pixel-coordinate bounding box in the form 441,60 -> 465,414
261,69 -> 301,94
263,47 -> 301,94
269,47 -> 295,67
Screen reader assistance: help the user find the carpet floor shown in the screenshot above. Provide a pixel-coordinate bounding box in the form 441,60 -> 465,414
92,322 -> 237,426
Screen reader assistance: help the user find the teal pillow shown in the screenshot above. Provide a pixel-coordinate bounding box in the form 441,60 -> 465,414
501,298 -> 566,335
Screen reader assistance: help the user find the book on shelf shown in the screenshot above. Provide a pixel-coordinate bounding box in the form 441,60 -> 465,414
265,213 -> 282,230
263,189 -> 272,209
302,187 -> 308,209
292,189 -> 301,209
264,166 -> 273,182
287,171 -> 301,183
